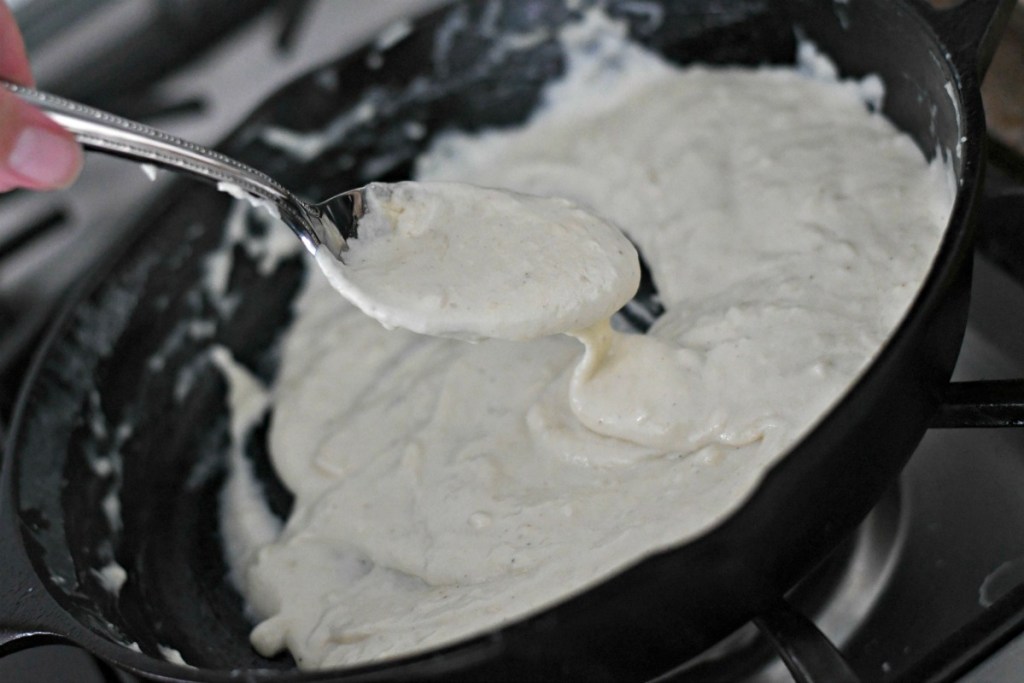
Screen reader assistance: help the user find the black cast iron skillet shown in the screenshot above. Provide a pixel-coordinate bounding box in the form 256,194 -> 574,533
0,0 -> 1016,681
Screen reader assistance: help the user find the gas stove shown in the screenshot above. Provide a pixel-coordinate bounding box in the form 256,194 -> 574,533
4,2 -> 1024,682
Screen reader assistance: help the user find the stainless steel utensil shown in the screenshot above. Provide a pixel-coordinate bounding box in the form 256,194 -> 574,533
2,81 -> 357,259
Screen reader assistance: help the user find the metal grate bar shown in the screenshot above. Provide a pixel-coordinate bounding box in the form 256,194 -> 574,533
931,380 -> 1024,428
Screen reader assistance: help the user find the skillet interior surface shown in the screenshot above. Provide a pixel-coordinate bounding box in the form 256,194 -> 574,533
4,0 -> 973,680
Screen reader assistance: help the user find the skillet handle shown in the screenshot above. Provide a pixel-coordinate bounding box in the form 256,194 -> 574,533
0,454 -> 72,655
0,590 -> 67,656
913,0 -> 1015,77
0,532 -> 69,656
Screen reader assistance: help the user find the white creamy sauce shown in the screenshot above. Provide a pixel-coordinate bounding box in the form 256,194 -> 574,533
158,644 -> 192,667
212,346 -> 283,590
93,560 -> 128,595
219,12 -> 952,671
316,181 -> 640,340
215,181 -> 281,220
375,18 -> 414,51
261,100 -> 379,163
202,198 -> 301,319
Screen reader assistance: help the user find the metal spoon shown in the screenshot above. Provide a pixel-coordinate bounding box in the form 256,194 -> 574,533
2,81 -> 356,259
4,82 -> 656,341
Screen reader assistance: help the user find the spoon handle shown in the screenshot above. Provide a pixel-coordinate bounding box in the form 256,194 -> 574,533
3,82 -> 288,197
2,81 -> 329,253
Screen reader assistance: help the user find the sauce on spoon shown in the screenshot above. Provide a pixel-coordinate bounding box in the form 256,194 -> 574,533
313,181 -> 641,341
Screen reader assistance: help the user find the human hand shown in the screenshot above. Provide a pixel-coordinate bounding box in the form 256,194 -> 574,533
0,2 -> 82,191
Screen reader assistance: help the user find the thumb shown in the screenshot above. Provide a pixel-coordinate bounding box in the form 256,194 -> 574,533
0,88 -> 83,191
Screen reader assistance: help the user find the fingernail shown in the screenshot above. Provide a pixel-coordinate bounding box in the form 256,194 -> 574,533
8,125 -> 82,187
